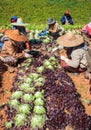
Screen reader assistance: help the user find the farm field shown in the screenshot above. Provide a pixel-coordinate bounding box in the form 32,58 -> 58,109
0,37 -> 91,130
0,66 -> 91,130
0,0 -> 91,26
0,0 -> 91,129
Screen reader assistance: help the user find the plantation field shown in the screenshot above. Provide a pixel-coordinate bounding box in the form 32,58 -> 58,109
0,32 -> 91,129
0,0 -> 91,129
0,0 -> 91,27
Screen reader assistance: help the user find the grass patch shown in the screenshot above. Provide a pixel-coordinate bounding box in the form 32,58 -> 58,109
0,0 -> 90,27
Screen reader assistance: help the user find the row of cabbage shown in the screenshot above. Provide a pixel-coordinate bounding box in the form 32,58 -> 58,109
5,54 -> 61,129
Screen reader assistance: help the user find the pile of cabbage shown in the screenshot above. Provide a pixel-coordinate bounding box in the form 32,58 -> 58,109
27,30 -> 51,44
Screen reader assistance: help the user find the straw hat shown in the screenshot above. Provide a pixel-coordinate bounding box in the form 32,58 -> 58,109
47,18 -> 56,25
57,31 -> 84,47
11,18 -> 28,26
5,29 -> 28,42
0,29 -> 7,34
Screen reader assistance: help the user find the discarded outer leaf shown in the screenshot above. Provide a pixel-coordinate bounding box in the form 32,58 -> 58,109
81,98 -> 91,105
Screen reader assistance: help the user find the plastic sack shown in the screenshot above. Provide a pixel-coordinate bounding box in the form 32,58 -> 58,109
38,29 -> 47,36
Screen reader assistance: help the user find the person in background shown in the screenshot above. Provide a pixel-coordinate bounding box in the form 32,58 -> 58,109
0,30 -> 5,51
81,22 -> 91,45
56,31 -> 88,75
11,17 -> 28,36
0,15 -> 18,49
11,16 -> 17,23
60,10 -> 73,25
82,22 -> 91,37
11,17 -> 30,50
0,29 -> 31,72
46,18 -> 65,40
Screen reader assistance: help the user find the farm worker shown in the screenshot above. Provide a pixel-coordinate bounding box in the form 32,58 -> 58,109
11,17 -> 30,50
46,18 -> 65,40
11,16 -> 17,23
56,31 -> 88,75
82,22 -> 91,37
0,31 -> 5,51
11,17 -> 28,35
60,10 -> 74,25
81,22 -> 91,45
0,29 -> 32,72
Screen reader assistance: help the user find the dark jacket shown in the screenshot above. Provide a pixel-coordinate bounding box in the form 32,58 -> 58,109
60,14 -> 73,25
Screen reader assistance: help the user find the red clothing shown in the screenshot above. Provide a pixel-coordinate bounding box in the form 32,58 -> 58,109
60,60 -> 87,73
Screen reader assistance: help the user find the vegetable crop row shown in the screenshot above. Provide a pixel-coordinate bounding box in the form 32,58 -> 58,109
4,37 -> 91,130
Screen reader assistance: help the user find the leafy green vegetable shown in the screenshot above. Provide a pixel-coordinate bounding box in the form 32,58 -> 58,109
48,47 -> 52,52
37,66 -> 44,73
29,73 -> 40,80
9,99 -> 20,109
14,113 -> 27,127
18,104 -> 31,115
34,91 -> 44,98
21,62 -> 30,67
30,114 -> 46,129
11,91 -> 23,99
5,121 -> 13,129
23,94 -> 34,102
32,73 -> 40,80
35,81 -> 44,87
19,83 -> 33,92
36,77 -> 45,83
20,83 -> 30,90
49,56 -> 57,61
26,58 -> 33,63
24,77 -> 32,84
34,98 -> 44,106
33,75 -> 45,87
33,106 -> 46,114
46,65 -> 54,70
43,60 -> 51,67
51,61 -> 57,66
35,77 -> 45,87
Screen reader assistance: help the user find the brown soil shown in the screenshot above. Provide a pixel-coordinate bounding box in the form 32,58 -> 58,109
0,69 -> 91,130
0,71 -> 15,130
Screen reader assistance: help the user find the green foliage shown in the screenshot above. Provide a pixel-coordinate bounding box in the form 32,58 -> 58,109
0,0 -> 90,28
14,113 -> 27,127
30,114 -> 46,129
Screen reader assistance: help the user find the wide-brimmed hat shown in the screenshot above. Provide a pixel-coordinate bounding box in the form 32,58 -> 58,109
11,18 -> 28,26
57,31 -> 84,47
5,29 -> 28,42
0,29 -> 6,34
47,18 -> 56,25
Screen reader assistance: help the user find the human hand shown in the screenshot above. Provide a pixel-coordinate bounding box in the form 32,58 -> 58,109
60,55 -> 68,62
24,49 -> 30,53
60,55 -> 66,60
52,47 -> 58,53
52,45 -> 64,53
24,53 -> 32,58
